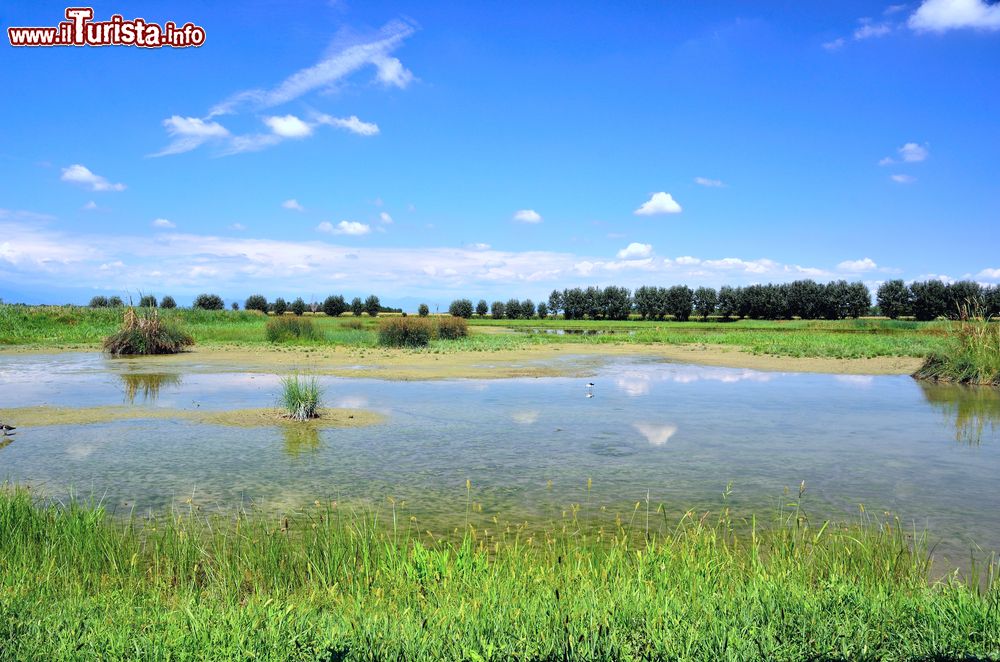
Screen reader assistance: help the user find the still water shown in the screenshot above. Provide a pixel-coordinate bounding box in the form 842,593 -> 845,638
1,352 -> 998,565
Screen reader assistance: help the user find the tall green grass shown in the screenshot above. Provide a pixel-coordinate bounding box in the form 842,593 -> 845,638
280,374 -> 322,420
915,317 -> 1000,386
265,316 -> 321,343
0,487 -> 997,659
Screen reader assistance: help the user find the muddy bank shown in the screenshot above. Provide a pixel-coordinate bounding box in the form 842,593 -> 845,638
0,406 -> 383,429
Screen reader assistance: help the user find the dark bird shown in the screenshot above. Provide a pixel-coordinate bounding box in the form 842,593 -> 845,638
586,382 -> 595,388
1,423 -> 15,435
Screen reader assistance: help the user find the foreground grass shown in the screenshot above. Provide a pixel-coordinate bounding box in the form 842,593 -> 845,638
1,488 -> 998,660
0,305 -> 950,360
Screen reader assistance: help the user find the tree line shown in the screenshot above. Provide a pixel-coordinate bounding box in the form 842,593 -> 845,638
87,293 -> 402,316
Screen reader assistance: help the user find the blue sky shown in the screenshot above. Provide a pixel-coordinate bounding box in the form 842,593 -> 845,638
1,0 -> 998,308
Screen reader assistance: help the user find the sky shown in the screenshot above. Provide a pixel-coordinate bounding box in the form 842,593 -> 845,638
1,0 -> 998,309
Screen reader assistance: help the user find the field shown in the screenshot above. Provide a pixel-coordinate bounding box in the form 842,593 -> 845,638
0,305 -> 950,362
1,487 -> 998,660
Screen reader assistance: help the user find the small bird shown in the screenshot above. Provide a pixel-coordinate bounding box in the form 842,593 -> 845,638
586,382 -> 595,388
1,423 -> 15,436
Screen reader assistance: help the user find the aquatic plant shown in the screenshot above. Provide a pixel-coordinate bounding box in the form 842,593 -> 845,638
265,316 -> 319,343
280,374 -> 322,420
0,486 -> 997,659
435,315 -> 468,340
378,316 -> 432,347
915,311 -> 1000,386
102,307 -> 194,356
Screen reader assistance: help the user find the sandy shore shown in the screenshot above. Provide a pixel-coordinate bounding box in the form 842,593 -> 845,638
0,406 -> 383,429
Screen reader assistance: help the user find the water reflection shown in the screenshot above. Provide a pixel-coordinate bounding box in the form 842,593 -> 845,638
615,366 -> 774,396
282,426 -> 321,456
918,381 -> 1000,445
119,373 -> 181,404
633,422 -> 677,446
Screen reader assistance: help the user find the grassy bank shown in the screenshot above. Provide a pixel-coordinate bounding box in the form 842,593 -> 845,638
0,305 -> 948,360
0,488 -> 997,660
915,318 -> 1000,386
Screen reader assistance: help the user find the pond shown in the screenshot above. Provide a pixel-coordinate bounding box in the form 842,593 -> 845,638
1,352 -> 999,568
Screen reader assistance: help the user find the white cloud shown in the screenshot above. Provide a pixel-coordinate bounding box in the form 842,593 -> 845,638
317,220 -> 371,236
60,164 -> 125,192
891,174 -> 916,183
314,114 -> 380,136
909,0 -> 1000,31
513,209 -> 542,223
675,256 -> 701,265
371,54 -> 414,88
152,116 -> 230,156
885,4 -> 909,14
634,192 -> 682,216
467,242 -> 491,250
230,223 -> 247,231
823,37 -> 846,50
282,199 -> 305,212
899,142 -> 929,162
837,257 -> 878,272
379,212 -> 393,224
616,242 -> 653,259
694,177 -> 725,187
976,268 -> 1000,280
264,114 -> 313,138
915,273 -> 956,284
854,20 -> 893,39
152,218 -> 176,229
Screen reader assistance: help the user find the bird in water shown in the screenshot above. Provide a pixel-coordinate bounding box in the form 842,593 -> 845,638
1,423 -> 15,436
586,382 -> 595,389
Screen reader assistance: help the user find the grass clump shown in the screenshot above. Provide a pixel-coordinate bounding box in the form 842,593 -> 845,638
0,487 -> 998,660
265,316 -> 319,343
915,314 -> 1000,386
280,374 -> 322,421
101,307 -> 194,356
435,315 -> 469,340
378,316 -> 432,347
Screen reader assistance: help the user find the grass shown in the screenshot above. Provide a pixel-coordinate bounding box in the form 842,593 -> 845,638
378,316 -> 433,347
915,316 -> 1000,386
0,486 -> 997,660
280,374 -> 322,421
101,307 -> 194,356
0,304 -> 952,360
266,316 -> 321,343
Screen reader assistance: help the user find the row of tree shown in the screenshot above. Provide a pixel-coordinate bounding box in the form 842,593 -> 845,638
876,280 -> 1000,320
90,295 -> 177,309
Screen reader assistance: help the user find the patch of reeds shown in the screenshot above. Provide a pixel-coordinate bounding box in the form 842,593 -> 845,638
378,316 -> 432,347
101,307 -> 194,356
435,315 -> 469,340
914,306 -> 1000,386
265,316 -> 319,343
280,375 -> 322,421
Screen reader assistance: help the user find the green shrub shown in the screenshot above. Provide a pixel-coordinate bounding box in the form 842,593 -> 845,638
323,295 -> 346,317
102,307 -> 194,356
449,298 -> 473,318
342,319 -> 365,330
351,297 -> 363,316
266,316 -> 319,343
89,296 -> 109,308
915,315 -> 1000,386
378,317 -> 432,347
291,297 -> 306,316
273,297 -> 288,316
108,296 -> 124,308
436,316 -> 468,340
418,303 -> 429,317
231,302 -> 239,310
160,296 -> 176,309
193,293 -> 224,310
139,295 -> 158,308
280,375 -> 322,420
245,294 -> 268,313
476,299 -> 488,317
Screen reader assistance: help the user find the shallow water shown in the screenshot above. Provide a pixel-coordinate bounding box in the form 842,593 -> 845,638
1,352 -> 998,567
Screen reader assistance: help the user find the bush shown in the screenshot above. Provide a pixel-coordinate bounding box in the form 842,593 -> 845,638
194,293 -> 225,310
449,298 -> 474,318
323,295 -> 347,317
245,294 -> 268,313
351,297 -> 364,316
139,295 -> 158,308
364,295 -> 381,317
108,296 -> 124,308
436,316 -> 468,340
266,317 -> 319,343
291,297 -> 306,316
418,303 -> 429,317
102,307 -> 194,356
231,302 -> 239,311
378,317 -> 432,347
273,297 -> 288,316
160,296 -> 177,309
280,375 -> 322,421
89,296 -> 109,308
877,280 -> 911,320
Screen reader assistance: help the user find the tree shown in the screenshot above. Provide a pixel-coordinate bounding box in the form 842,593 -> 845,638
946,281 -> 984,319
985,286 -> 1000,318
139,295 -> 158,308
231,301 -> 240,311
89,296 -> 109,308
418,303 -> 430,317
245,294 -> 268,313
491,301 -> 505,319
786,280 -> 824,320
666,285 -> 694,321
876,280 -> 911,319
108,296 -> 124,307
449,298 -> 474,318
475,299 -> 489,317
323,295 -> 347,318
364,295 -> 381,317
693,287 -> 718,321
160,296 -> 176,309
844,282 -> 871,319
537,302 -> 549,319
910,280 -> 948,321
506,298 -> 522,320
273,297 -> 288,316
548,290 -> 563,318
351,297 -> 364,316
521,299 -> 536,319
194,293 -> 224,310
717,286 -> 739,320
290,297 -> 306,316
601,286 -> 632,320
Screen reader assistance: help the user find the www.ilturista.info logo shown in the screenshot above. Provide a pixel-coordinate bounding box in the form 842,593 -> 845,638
7,8 -> 206,48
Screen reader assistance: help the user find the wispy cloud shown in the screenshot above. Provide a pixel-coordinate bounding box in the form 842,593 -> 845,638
152,116 -> 230,156
694,177 -> 725,187
60,164 -> 125,192
513,209 -> 542,223
379,212 -> 393,224
890,174 -> 916,183
282,199 -> 305,212
152,218 -> 176,229
314,113 -> 380,136
634,192 -> 682,215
